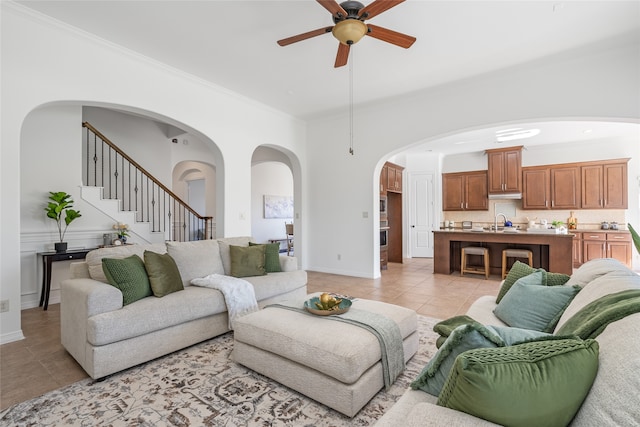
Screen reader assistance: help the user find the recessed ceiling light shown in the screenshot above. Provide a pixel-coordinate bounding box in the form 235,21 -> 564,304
495,128 -> 540,142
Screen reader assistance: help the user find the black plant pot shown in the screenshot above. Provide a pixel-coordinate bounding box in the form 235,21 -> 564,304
54,242 -> 68,253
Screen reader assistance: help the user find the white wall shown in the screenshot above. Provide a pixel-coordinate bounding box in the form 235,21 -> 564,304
251,162 -> 294,245
306,39 -> 640,278
1,4 -> 306,343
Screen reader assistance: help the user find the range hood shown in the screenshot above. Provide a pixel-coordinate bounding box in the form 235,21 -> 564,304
489,193 -> 522,200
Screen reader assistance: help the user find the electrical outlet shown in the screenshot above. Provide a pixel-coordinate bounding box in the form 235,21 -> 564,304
0,300 -> 9,313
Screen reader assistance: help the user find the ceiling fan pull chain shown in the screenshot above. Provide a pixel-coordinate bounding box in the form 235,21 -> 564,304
349,49 -> 355,155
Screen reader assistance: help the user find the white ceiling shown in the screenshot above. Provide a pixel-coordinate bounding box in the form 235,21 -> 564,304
15,0 -> 640,153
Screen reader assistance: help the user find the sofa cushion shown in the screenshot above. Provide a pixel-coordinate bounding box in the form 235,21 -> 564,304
555,270 -> 640,332
85,243 -> 166,283
143,251 -> 184,297
411,323 -> 503,396
438,337 -> 600,427
571,313 -> 640,426
564,257 -> 635,289
101,255 -> 152,305
249,242 -> 281,272
243,270 -> 307,303
217,236 -> 251,275
87,286 -> 228,346
230,244 -> 266,277
166,240 -> 225,287
493,271 -> 580,332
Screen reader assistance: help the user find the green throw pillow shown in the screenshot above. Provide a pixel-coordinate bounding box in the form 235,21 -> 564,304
230,244 -> 266,278
249,242 -> 281,272
497,261 -> 571,303
437,338 -> 599,427
411,322 -> 503,396
143,251 -> 184,297
496,261 -> 539,303
545,271 -> 571,287
493,271 -> 580,332
102,255 -> 152,305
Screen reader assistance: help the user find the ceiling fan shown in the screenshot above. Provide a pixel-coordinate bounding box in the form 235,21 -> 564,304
277,0 -> 416,68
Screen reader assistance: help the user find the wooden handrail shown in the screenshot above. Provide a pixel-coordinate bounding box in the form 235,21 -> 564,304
83,121 -> 211,222
82,122 -> 213,239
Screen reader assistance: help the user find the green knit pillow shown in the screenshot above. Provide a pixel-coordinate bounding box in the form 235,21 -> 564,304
249,242 -> 281,272
438,338 -> 599,427
102,255 -> 152,305
496,261 -> 539,303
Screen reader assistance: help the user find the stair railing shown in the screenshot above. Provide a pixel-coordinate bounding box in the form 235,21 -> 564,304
82,121 -> 213,241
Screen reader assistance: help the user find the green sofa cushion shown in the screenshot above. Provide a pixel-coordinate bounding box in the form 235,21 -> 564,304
249,242 -> 281,272
411,322 -> 503,396
494,271 -> 580,332
438,337 -> 600,427
102,254 -> 152,305
230,244 -> 266,278
143,251 -> 184,297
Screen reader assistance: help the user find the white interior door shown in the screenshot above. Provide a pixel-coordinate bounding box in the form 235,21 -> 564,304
409,172 -> 435,257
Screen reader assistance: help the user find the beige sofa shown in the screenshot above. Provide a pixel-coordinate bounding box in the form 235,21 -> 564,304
60,237 -> 307,379
376,258 -> 640,426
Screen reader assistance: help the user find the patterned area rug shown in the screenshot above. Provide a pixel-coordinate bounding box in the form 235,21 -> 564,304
1,316 -> 439,426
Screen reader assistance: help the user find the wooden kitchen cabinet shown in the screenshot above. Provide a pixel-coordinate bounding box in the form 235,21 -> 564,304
522,167 -> 550,209
581,231 -> 631,267
380,164 -> 388,194
572,232 -> 582,268
386,162 -> 403,193
581,160 -> 628,209
486,146 -> 522,195
442,171 -> 488,211
550,166 -> 580,209
522,164 -> 580,210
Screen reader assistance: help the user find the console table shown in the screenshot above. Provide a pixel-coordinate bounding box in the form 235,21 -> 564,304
38,248 -> 95,310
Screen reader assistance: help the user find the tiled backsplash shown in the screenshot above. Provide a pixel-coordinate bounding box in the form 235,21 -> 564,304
443,200 -> 628,231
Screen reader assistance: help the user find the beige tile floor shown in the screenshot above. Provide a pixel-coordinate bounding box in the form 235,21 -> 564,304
0,258 -> 501,411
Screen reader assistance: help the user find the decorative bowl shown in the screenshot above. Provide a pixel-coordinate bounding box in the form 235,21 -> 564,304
304,297 -> 352,316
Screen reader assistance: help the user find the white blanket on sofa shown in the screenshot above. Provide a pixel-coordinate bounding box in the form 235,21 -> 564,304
191,274 -> 259,330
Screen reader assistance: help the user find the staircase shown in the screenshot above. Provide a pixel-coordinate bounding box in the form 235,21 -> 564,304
82,122 -> 213,243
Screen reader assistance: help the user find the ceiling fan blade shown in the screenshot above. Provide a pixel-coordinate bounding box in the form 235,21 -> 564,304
358,0 -> 405,20
277,26 -> 334,46
334,43 -> 350,68
366,24 -> 416,48
316,0 -> 348,18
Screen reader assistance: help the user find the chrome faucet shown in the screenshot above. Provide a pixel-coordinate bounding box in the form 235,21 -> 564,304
494,213 -> 508,232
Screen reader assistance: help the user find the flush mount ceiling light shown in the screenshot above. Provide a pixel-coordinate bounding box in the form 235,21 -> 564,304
495,128 -> 540,142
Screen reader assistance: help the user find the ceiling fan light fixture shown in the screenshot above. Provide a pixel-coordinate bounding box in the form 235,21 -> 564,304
332,19 -> 367,45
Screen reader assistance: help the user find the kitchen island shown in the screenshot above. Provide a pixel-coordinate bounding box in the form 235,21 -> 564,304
434,229 -> 575,276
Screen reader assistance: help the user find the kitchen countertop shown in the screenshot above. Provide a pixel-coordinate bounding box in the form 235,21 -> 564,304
433,229 -> 575,275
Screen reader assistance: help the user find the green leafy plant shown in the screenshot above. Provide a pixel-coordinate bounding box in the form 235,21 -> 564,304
45,191 -> 82,242
551,220 -> 564,228
628,224 -> 640,255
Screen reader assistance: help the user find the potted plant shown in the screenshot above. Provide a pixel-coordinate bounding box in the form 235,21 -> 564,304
629,224 -> 640,255
45,191 -> 82,252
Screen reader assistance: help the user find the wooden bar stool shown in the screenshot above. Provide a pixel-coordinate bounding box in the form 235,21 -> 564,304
502,249 -> 533,279
461,246 -> 490,279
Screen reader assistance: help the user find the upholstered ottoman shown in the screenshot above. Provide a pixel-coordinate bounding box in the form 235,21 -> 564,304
231,294 -> 418,417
